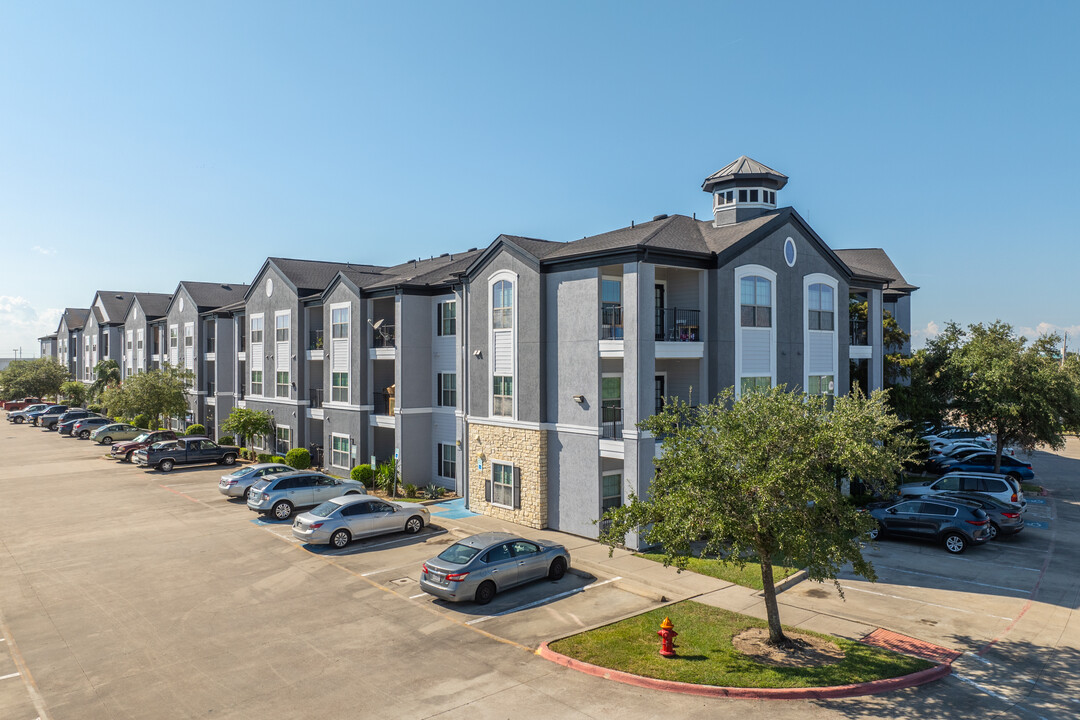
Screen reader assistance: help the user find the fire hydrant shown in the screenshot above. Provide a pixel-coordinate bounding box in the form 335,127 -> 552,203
657,617 -> 678,658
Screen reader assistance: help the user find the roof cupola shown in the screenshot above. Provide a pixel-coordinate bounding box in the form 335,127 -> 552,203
702,156 -> 787,227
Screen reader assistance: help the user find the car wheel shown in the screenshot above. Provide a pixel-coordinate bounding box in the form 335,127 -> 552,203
988,523 -> 1000,540
222,453 -> 236,466
125,451 -> 135,463
242,487 -> 251,501
944,533 -> 967,554
474,580 -> 497,605
14,417 -> 24,424
159,459 -> 174,472
79,430 -> 89,439
405,516 -> 423,534
548,556 -> 567,581
272,501 -> 293,520
330,529 -> 351,548
102,436 -> 113,445
48,422 -> 57,430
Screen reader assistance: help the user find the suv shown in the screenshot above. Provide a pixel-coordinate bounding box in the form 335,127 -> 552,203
25,404 -> 67,426
867,497 -> 992,553
218,463 -> 295,500
72,416 -> 113,439
36,405 -> 73,430
936,453 -> 1035,482
134,436 -> 240,472
899,471 -> 1025,508
111,430 -> 179,462
7,403 -> 50,424
247,471 -> 366,520
936,492 -> 1024,540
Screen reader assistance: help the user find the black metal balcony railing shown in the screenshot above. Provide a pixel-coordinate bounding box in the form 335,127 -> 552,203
850,319 -> 869,346
601,405 -> 623,440
309,329 -> 324,350
372,393 -> 395,415
655,307 -> 702,342
309,388 -> 323,408
600,306 -> 623,340
372,324 -> 396,348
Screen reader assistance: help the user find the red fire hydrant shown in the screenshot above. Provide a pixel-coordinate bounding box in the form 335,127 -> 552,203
658,617 -> 678,658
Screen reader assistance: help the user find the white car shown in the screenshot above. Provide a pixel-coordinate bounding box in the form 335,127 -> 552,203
899,472 -> 1025,509
931,438 -> 1016,458
291,495 -> 431,547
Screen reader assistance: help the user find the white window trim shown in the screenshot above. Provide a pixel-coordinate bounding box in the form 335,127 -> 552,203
436,295 -> 457,337
275,425 -> 292,454
488,269 -> 518,420
734,264 -> 777,399
249,313 -> 265,344
330,432 -> 350,469
490,459 -> 516,510
274,309 -> 291,343
437,442 -> 456,480
803,273 -> 840,396
601,470 -> 624,513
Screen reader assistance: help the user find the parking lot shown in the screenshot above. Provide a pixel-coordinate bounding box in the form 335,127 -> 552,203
2,425 -> 1079,720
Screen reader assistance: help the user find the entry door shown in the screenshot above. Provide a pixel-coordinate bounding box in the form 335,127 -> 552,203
655,284 -> 666,340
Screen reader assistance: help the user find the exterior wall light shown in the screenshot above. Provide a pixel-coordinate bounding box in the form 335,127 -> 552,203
573,395 -> 585,404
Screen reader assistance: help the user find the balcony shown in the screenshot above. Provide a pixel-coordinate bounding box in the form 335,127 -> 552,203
309,388 -> 324,409
372,324 -> 396,348
309,329 -> 324,351
601,405 -> 623,440
655,308 -> 701,342
370,392 -> 395,429
205,336 -> 216,354
850,319 -> 869,346
600,306 -> 623,340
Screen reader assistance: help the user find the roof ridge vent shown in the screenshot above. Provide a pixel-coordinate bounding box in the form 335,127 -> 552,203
653,214 -> 669,221
221,284 -> 232,290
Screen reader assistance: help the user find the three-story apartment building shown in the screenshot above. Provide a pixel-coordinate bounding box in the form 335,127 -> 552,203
120,293 -> 173,377
55,308 -> 90,378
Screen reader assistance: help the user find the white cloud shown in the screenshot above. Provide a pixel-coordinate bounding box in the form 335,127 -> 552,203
910,320 -> 940,349
1016,322 -> 1080,342
31,245 -> 55,255
0,296 -> 63,357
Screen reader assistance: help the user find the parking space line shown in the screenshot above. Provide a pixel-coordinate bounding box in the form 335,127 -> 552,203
868,565 -> 1030,593
951,557 -> 1040,572
0,672 -> 20,681
839,585 -> 1014,621
409,593 -> 427,599
465,577 -> 622,625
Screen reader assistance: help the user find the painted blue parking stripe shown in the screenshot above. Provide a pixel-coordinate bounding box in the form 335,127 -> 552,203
426,498 -> 477,519
1025,498 -> 1046,505
1024,520 -> 1049,529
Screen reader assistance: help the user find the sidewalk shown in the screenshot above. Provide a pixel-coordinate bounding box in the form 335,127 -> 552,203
426,500 -> 879,643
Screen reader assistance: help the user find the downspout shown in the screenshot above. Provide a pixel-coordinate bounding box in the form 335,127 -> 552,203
461,279 -> 470,509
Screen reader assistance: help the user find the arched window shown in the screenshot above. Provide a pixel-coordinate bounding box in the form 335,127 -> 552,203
808,283 -> 834,331
740,276 -> 772,327
493,280 -> 513,329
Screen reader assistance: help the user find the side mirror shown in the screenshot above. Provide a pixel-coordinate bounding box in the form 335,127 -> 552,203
887,508 -> 897,514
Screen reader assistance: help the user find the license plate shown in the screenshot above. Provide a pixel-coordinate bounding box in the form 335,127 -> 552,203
293,521 -> 302,529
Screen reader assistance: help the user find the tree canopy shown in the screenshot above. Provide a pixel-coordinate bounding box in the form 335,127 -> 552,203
600,386 -> 908,646
101,365 -> 191,427
0,358 -> 70,400
59,380 -> 88,407
90,359 -> 122,399
220,407 -> 274,449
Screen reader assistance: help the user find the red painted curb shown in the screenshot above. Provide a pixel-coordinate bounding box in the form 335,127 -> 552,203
536,643 -> 951,700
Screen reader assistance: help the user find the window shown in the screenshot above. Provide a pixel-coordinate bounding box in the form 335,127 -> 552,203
807,375 -> 834,396
601,278 -> 623,340
740,276 -> 772,327
438,373 -> 457,407
740,376 -> 771,395
749,189 -> 759,202
492,280 -> 513,329
725,190 -> 733,203
439,443 -> 456,479
331,435 -> 350,468
331,372 -> 348,403
276,371 -> 289,398
170,328 -> 178,347
275,314 -> 290,342
809,283 -> 834,331
251,370 -> 262,396
275,427 -> 291,455
655,375 -> 665,414
491,462 -> 515,508
438,301 -> 456,336
739,189 -> 748,202
184,328 -> 193,347
493,376 -> 512,416
602,473 -> 622,512
331,307 -> 349,339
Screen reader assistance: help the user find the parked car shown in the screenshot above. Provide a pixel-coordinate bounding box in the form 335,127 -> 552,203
924,446 -> 991,474
36,405 -> 72,430
73,416 -> 114,439
921,428 -> 992,445
7,403 -> 50,423
26,404 -> 67,426
90,422 -> 144,445
58,415 -> 97,436
2,397 -> 43,411
899,471 -> 1025,508
930,438 -> 1016,458
133,436 -> 240,471
291,495 -> 431,547
247,471 -> 366,520
935,492 -> 1024,540
218,463 -> 294,499
866,498 -> 991,553
936,453 -> 1035,482
419,532 -> 571,604
110,430 -> 179,462
54,408 -> 95,431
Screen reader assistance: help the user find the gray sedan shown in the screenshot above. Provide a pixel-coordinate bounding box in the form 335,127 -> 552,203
218,463 -> 294,499
419,531 -> 570,604
291,495 -> 431,547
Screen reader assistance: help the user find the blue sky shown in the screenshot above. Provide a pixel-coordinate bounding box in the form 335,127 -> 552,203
2,1 -> 1078,356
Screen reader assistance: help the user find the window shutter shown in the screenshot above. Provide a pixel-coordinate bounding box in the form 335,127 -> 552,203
436,303 -> 443,336
436,373 -> 443,405
485,471 -> 492,502
513,467 -> 521,510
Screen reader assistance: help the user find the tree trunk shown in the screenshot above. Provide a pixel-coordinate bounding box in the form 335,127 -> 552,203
995,428 -> 1004,473
758,550 -> 788,646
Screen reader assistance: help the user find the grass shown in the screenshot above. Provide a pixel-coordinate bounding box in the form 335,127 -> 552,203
636,552 -> 799,592
1021,482 -> 1043,494
549,601 -> 933,688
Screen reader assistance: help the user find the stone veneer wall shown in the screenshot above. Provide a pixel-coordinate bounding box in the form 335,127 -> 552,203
468,424 -> 548,529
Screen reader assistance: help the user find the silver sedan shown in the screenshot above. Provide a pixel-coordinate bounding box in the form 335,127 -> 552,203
419,531 -> 570,604
218,463 -> 294,499
291,495 -> 431,547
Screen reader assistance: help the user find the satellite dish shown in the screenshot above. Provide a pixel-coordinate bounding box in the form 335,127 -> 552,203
368,318 -> 385,331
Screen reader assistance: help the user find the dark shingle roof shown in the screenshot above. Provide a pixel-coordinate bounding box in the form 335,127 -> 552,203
91,291 -> 143,323
62,308 -> 90,331
268,258 -> 387,296
180,282 -> 251,311
834,249 -> 918,292
367,249 -> 486,289
132,293 -> 173,319
702,156 -> 788,192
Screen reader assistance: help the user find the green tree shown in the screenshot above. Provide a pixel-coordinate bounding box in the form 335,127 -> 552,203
60,380 -> 88,407
0,357 -> 70,400
849,298 -> 911,388
600,386 -> 908,647
220,406 -> 274,450
90,359 -> 122,399
118,365 -> 191,428
940,321 -> 1080,472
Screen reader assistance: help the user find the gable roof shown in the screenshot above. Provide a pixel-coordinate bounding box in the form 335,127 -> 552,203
833,249 -> 918,292
91,291 -> 142,324
59,308 -> 90,332
130,292 -> 173,320
175,281 -> 251,312
263,257 -> 387,298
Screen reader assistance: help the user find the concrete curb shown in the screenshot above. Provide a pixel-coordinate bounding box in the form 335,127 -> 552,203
757,568 -> 808,597
536,642 -> 951,700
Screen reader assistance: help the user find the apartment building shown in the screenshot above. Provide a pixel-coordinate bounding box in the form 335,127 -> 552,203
38,333 -> 58,360
120,293 -> 173,377
55,308 -> 90,379
79,291 -> 145,384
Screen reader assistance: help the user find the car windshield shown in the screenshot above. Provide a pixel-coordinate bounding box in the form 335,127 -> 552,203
226,467 -> 251,477
309,502 -> 339,518
437,543 -> 482,565
133,433 -> 151,443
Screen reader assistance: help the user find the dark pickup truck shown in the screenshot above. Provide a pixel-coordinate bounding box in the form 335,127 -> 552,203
134,436 -> 241,472
111,430 -> 179,462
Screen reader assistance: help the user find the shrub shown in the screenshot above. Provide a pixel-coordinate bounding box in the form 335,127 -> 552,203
350,465 -> 373,484
133,413 -> 150,430
185,423 -> 205,436
240,448 -> 254,460
285,448 -> 311,470
271,455 -> 286,464
257,453 -> 273,464
218,435 -> 235,446
404,483 -> 417,498
87,403 -> 103,413
426,484 -> 444,500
